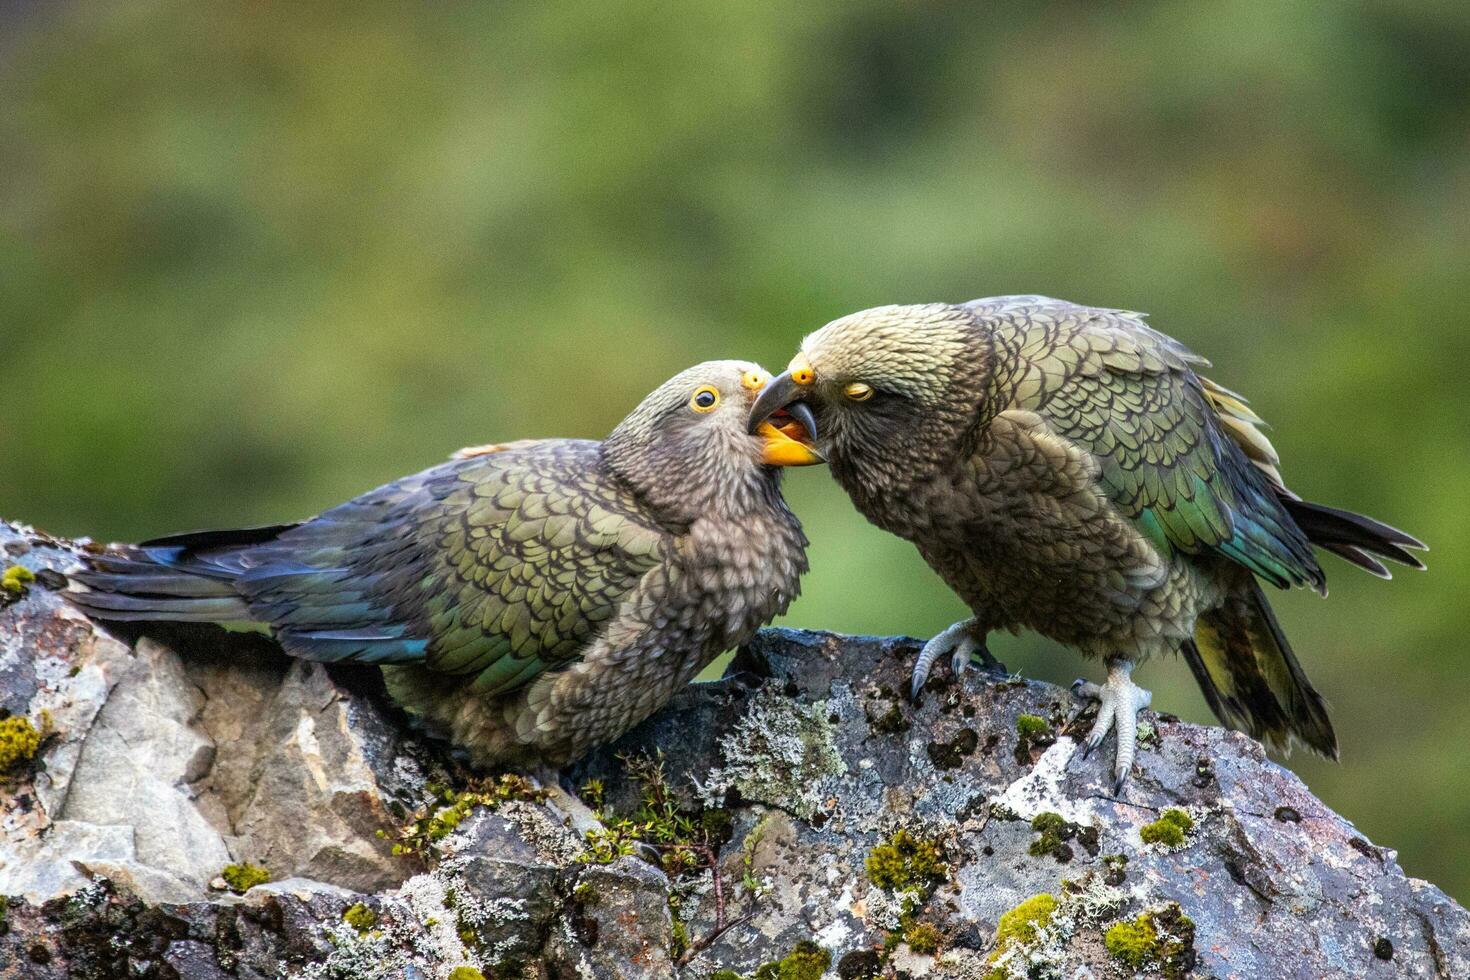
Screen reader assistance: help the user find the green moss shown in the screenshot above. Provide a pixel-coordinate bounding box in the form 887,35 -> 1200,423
1013,712 -> 1056,763
1104,915 -> 1157,967
762,940 -> 830,980
1104,904 -> 1196,977
447,969 -> 485,980
1028,811 -> 1073,861
342,902 -> 377,932
1027,811 -> 1097,863
0,566 -> 34,596
0,895 -> 8,929
219,863 -> 271,894
1140,808 -> 1194,848
1015,714 -> 1049,738
669,892 -> 689,959
992,893 -> 1057,952
865,828 -> 946,892
393,773 -> 546,858
903,921 -> 942,954
0,716 -> 42,774
709,972 -> 744,980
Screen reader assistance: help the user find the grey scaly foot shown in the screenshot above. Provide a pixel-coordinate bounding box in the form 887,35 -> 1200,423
1070,660 -> 1152,793
528,768 -> 607,839
910,616 -> 1006,700
530,768 -> 665,862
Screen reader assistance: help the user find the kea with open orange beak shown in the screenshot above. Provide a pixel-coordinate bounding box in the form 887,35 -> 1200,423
68,360 -> 820,828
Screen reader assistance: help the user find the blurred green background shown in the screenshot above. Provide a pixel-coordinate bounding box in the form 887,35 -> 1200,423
2,0 -> 1467,897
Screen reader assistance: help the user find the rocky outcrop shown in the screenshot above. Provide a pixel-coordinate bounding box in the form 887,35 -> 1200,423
1,519 -> 1466,979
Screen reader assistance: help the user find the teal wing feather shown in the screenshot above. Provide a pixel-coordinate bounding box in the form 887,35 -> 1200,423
1015,301 -> 1323,592
189,441 -> 667,696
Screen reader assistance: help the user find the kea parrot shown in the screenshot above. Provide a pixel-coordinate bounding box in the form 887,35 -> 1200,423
750,296 -> 1424,790
68,360 -> 821,822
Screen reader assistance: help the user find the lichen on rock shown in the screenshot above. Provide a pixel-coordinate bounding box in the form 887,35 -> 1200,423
697,685 -> 845,821
1,534 -> 1468,979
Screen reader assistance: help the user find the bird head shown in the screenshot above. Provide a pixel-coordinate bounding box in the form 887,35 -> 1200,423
748,304 -> 990,494
604,360 -> 822,522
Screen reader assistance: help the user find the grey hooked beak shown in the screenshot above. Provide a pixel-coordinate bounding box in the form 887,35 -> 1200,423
748,372 -> 818,439
748,372 -> 822,467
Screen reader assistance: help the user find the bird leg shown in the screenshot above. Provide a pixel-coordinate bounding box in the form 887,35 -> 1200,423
528,766 -> 665,863
910,616 -> 1005,700
527,766 -> 607,839
1070,659 -> 1152,793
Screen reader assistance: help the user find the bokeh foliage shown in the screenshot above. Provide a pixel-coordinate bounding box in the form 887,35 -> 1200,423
3,0 -> 1468,896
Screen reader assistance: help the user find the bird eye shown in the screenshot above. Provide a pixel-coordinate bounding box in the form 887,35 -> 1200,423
690,386 -> 720,412
844,381 -> 874,401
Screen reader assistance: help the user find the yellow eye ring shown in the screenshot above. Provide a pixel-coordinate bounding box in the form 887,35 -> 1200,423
844,381 -> 873,401
741,369 -> 770,391
690,385 -> 720,412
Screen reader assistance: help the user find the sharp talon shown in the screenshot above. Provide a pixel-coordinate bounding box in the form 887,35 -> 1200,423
911,617 -> 990,701
950,646 -> 971,679
1071,660 -> 1152,792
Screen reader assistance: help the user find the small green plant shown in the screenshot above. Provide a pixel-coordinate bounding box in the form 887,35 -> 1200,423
220,863 -> 270,894
0,565 -> 35,597
0,716 -> 42,774
1104,904 -> 1196,977
1139,808 -> 1194,848
749,940 -> 831,980
447,968 -> 485,980
1015,714 -> 1048,738
993,892 -> 1057,950
1013,712 -> 1056,762
342,902 -> 377,932
392,774 -> 546,858
865,828 -> 946,892
578,752 -> 730,877
903,921 -> 942,954
1027,811 -> 1098,862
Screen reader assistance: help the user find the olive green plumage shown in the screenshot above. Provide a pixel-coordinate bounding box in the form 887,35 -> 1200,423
755,295 -> 1424,758
69,360 -> 810,767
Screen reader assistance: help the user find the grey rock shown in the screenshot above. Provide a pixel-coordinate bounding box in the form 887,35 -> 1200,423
1,523 -> 1467,979
0,520 -> 437,907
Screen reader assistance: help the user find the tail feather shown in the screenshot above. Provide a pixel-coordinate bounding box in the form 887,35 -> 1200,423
66,586 -> 251,622
1282,498 -> 1426,573
1182,580 -> 1337,759
66,525 -> 294,625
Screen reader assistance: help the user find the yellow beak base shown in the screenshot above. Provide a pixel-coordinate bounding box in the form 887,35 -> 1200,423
757,421 -> 824,467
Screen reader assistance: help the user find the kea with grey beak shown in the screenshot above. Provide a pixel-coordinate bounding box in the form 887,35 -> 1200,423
751,295 -> 1424,790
